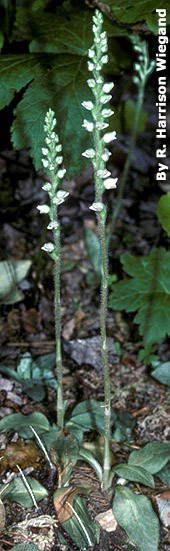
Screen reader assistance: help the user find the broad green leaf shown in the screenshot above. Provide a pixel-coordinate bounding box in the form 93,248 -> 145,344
0,365 -> 21,382
17,352 -> 57,400
128,442 -> 170,474
84,228 -> 101,277
79,447 -> 103,482
0,353 -> 57,401
41,425 -> 59,451
11,545 -> 39,551
66,399 -> 116,435
112,410 -> 135,441
103,0 -> 169,25
113,487 -> 159,551
157,193 -> 170,237
60,496 -> 100,549
0,10 -> 130,176
13,6 -> 128,44
17,352 -> 35,380
0,259 -> 31,304
3,476 -> 48,508
50,431 -> 79,469
157,464 -> 170,486
113,464 -> 154,488
109,248 -> 170,346
0,412 -> 50,438
152,361 -> 170,386
0,54 -> 43,109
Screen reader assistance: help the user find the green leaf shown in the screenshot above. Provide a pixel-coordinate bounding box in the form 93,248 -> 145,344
0,352 -> 57,401
66,399 -> 116,435
0,412 -> 50,438
11,545 -> 39,551
109,248 -> 170,346
51,431 -> 79,469
157,464 -> 170,486
157,193 -> 170,237
128,442 -> 170,474
113,486 -> 159,551
112,410 -> 135,441
60,496 -> 100,549
79,447 -> 103,482
41,425 -> 59,451
3,476 -> 48,508
0,9 -> 130,176
152,361 -> 170,386
103,0 -> 169,25
113,464 -> 155,488
84,228 -> 101,277
0,259 -> 31,304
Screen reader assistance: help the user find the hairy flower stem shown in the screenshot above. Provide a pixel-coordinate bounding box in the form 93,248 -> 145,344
98,214 -> 111,490
39,108 -> 68,429
82,10 -> 118,491
53,222 -> 63,429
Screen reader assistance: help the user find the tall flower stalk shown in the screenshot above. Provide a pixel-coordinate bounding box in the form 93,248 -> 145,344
82,10 -> 118,490
37,109 -> 69,429
110,35 -> 155,236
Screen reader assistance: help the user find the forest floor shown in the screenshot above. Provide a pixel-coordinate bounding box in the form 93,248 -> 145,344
0,80 -> 170,550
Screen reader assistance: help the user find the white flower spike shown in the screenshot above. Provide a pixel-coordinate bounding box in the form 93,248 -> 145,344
81,101 -> 94,111
41,242 -> 55,253
104,177 -> 118,190
42,183 -> 52,192
82,119 -> 94,132
103,131 -> 117,143
47,221 -> 59,230
97,169 -> 111,179
37,204 -> 50,214
102,149 -> 112,162
102,108 -> 114,118
100,94 -> 112,105
82,149 -> 95,159
53,190 -> 69,205
58,168 -> 66,179
103,82 -> 114,94
89,202 -> 104,213
42,159 -> 49,168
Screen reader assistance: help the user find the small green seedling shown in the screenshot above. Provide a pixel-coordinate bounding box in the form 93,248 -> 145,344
0,352 -> 57,401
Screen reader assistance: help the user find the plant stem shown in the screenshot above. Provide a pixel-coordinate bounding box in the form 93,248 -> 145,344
98,213 -> 111,490
53,218 -> 63,429
110,82 -> 144,238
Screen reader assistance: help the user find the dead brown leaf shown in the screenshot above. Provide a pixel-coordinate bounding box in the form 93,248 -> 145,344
156,492 -> 170,527
53,486 -> 79,523
0,441 -> 41,475
62,318 -> 75,341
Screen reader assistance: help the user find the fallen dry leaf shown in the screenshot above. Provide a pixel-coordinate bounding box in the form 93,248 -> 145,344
53,486 -> 79,523
95,508 -> 117,532
0,441 -> 42,475
156,492 -> 170,527
0,498 -> 5,530
62,318 -> 75,341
